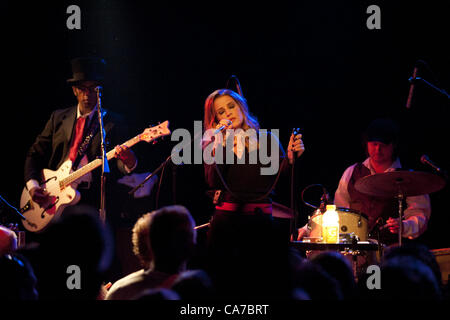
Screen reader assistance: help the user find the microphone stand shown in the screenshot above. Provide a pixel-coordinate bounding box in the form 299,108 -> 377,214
409,76 -> 450,101
129,128 -> 204,199
129,155 -> 171,197
96,86 -> 110,223
290,161 -> 297,241
290,128 -> 301,242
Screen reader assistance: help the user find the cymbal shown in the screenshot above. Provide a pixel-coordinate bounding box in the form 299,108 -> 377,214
354,170 -> 446,198
272,202 -> 294,219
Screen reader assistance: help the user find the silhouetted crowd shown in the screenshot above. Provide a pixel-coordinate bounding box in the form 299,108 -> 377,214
1,204 -> 449,300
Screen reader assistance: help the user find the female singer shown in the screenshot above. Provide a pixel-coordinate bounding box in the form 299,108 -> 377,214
202,88 -> 305,298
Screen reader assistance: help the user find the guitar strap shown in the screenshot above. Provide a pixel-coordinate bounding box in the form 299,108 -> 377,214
72,110 -> 107,170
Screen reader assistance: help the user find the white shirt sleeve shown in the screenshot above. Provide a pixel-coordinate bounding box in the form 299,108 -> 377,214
402,194 -> 431,239
333,164 -> 356,208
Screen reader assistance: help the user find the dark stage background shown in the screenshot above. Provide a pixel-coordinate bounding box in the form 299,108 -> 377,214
1,1 -> 449,249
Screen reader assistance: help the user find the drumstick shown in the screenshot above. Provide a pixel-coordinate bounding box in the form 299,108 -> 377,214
194,222 -> 210,230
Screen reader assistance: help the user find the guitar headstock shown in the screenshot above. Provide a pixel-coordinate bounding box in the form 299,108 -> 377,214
140,121 -> 171,143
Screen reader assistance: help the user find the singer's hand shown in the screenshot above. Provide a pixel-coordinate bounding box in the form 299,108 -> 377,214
288,133 -> 305,164
215,119 -> 233,131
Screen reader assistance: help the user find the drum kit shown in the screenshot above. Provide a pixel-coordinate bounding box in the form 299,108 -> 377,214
291,170 -> 447,278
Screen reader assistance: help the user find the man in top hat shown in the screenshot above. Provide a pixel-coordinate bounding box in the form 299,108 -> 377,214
297,118 -> 431,244
24,56 -> 138,223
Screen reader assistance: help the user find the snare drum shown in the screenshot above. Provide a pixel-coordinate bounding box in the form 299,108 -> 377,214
309,207 -> 368,241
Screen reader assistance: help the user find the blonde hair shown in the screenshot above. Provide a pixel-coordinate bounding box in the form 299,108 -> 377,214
131,213 -> 153,269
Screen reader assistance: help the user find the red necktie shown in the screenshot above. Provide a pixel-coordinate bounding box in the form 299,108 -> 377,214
68,117 -> 86,162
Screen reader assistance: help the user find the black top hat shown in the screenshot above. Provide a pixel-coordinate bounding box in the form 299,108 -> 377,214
67,57 -> 106,84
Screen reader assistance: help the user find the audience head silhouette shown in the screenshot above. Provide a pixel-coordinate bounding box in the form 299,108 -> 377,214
383,243 -> 442,288
310,251 -> 357,299
105,205 -> 197,300
377,244 -> 443,300
171,269 -> 215,300
0,253 -> 38,300
148,205 -> 197,273
30,204 -> 113,300
292,259 -> 344,300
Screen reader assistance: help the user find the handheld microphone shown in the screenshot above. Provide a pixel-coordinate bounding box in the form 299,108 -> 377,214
213,120 -> 232,134
214,125 -> 227,135
421,154 -> 443,173
406,66 -> 418,109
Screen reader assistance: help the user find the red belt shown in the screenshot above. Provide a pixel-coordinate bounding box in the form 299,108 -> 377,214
215,202 -> 272,214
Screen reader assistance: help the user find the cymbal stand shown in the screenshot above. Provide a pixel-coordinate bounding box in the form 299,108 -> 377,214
395,183 -> 405,246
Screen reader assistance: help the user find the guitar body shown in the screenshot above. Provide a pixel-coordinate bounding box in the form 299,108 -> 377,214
21,161 -> 81,233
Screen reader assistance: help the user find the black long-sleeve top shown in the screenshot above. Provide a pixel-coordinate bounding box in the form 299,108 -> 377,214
204,131 -> 290,204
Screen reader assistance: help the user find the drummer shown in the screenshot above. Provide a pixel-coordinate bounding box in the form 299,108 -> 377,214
298,118 -> 431,244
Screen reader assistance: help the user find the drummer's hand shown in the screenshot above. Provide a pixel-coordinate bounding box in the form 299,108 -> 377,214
385,217 -> 401,234
296,227 -> 309,241
29,186 -> 50,207
288,133 -> 305,164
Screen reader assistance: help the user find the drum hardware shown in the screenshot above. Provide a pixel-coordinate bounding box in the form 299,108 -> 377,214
396,192 -> 404,246
309,207 -> 369,241
303,237 -> 323,243
291,241 -> 379,251
300,183 -> 331,213
369,217 -> 385,261
355,170 -> 446,246
291,240 -> 380,281
272,202 -> 294,219
340,232 -> 359,244
306,245 -> 365,279
341,247 -> 362,279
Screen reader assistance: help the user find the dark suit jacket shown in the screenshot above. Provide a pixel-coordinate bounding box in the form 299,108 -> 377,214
24,106 -> 134,218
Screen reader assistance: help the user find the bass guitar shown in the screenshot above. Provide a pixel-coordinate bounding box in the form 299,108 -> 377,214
20,121 -> 171,232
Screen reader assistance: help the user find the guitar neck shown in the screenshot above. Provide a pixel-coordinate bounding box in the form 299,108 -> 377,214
61,134 -> 143,187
